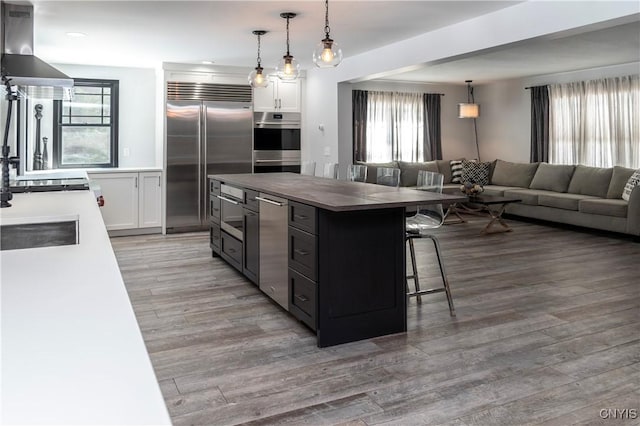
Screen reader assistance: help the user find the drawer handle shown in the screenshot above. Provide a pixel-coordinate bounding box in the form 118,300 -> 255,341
245,211 -> 255,216
255,196 -> 284,206
294,248 -> 309,256
228,248 -> 236,253
216,195 -> 239,205
213,208 -> 219,212
295,294 -> 309,302
294,214 -> 308,220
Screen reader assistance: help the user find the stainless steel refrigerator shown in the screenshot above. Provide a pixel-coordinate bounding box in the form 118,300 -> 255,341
166,99 -> 253,232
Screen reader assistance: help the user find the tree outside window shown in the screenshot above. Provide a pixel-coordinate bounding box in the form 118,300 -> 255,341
53,78 -> 119,168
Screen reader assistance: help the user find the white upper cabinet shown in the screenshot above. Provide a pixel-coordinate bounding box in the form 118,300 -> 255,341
253,77 -> 301,112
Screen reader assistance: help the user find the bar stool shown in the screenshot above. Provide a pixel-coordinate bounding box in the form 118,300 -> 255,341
323,163 -> 339,179
301,161 -> 316,176
405,170 -> 455,316
376,167 -> 401,187
347,164 -> 368,182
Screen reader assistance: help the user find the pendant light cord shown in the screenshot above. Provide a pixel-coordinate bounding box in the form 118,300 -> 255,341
256,33 -> 262,67
286,15 -> 291,56
324,0 -> 331,38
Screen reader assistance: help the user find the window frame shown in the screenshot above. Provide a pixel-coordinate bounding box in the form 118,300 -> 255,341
52,78 -> 119,168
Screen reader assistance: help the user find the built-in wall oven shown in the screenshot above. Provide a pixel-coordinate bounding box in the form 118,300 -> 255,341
253,112 -> 301,173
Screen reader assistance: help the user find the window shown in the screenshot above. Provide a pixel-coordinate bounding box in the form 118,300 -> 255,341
53,78 -> 119,168
352,90 -> 441,163
548,75 -> 639,168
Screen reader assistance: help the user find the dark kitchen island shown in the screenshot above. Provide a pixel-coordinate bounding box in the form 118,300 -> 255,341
208,173 -> 466,347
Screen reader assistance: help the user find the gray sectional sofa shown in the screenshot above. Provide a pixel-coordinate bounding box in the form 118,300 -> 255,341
357,159 -> 640,237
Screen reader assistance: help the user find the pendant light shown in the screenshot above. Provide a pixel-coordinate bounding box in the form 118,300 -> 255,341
276,12 -> 300,80
458,80 -> 481,161
248,30 -> 269,88
312,0 -> 342,68
458,80 -> 480,118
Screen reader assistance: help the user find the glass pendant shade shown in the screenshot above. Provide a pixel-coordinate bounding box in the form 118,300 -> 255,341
313,38 -> 342,68
276,54 -> 300,80
248,30 -> 269,89
277,13 -> 299,81
249,67 -> 268,88
458,103 -> 480,118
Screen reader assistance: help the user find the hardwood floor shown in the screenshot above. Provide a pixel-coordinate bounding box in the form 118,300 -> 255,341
111,215 -> 640,425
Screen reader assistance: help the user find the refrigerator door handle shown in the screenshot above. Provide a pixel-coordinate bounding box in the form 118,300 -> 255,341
197,105 -> 204,224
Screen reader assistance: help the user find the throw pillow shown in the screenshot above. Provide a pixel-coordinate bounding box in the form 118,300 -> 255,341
450,160 -> 463,183
461,160 -> 491,186
622,170 -> 640,201
567,165 -> 613,198
398,160 -> 439,187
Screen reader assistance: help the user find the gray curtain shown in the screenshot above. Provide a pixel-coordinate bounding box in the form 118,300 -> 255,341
423,93 -> 442,160
352,90 -> 368,162
530,85 -> 549,163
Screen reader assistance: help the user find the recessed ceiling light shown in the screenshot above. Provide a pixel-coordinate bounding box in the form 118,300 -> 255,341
201,61 -> 214,65
66,32 -> 87,38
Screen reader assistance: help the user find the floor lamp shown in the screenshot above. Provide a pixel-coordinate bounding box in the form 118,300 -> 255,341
458,80 -> 481,161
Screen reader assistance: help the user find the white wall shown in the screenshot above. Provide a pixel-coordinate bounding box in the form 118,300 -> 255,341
477,62 -> 640,163
55,64 -> 159,168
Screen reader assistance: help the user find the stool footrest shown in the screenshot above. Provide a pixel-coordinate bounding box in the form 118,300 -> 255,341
407,288 -> 445,297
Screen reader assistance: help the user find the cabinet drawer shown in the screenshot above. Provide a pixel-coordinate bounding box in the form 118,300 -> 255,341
244,189 -> 260,213
210,179 -> 221,196
220,231 -> 242,272
210,224 -> 221,254
210,196 -> 221,223
289,227 -> 317,281
289,201 -> 317,234
289,268 -> 316,331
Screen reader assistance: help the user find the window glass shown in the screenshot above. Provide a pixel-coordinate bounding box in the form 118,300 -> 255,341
53,78 -> 118,168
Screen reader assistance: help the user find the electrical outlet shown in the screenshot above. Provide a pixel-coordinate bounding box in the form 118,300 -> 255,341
324,146 -> 331,156
123,147 -> 130,157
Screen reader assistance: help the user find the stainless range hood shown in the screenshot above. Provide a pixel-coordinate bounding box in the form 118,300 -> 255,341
1,2 -> 73,99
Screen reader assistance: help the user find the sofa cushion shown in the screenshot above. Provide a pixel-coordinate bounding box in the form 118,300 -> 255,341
461,160 -> 491,186
538,193 -> 596,211
491,160 -> 539,188
529,163 -> 576,192
482,185 -> 520,197
579,198 -> 628,218
607,166 -> 636,199
357,161 -> 398,184
450,160 -> 463,183
622,170 -> 640,201
436,160 -> 452,183
398,161 -> 439,187
503,189 -> 553,206
567,165 -> 613,198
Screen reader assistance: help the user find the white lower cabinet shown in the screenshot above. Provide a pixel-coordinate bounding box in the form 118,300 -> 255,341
89,171 -> 162,232
139,172 -> 162,228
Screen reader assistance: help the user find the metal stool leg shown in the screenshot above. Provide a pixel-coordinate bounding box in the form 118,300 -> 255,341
407,236 -> 422,304
427,234 -> 456,316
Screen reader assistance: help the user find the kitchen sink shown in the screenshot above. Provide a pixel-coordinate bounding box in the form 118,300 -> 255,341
0,214 -> 79,251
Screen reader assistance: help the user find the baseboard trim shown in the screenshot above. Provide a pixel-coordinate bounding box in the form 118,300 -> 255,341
108,227 -> 162,237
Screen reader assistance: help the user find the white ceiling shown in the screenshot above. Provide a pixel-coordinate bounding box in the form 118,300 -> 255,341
29,0 -> 640,84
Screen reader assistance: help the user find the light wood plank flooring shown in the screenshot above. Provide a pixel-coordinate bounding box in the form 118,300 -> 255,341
111,215 -> 640,425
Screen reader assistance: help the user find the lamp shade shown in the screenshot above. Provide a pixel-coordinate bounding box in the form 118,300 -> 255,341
458,103 -> 480,118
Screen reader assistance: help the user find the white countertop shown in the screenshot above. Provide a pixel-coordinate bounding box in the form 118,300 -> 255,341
0,191 -> 171,425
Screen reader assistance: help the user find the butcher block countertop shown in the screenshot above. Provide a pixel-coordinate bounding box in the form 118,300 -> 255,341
208,173 -> 466,212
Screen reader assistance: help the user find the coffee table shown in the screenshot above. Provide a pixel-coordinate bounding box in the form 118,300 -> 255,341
445,194 -> 522,234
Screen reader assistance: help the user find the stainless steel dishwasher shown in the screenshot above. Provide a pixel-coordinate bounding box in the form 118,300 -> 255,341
256,193 -> 289,310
